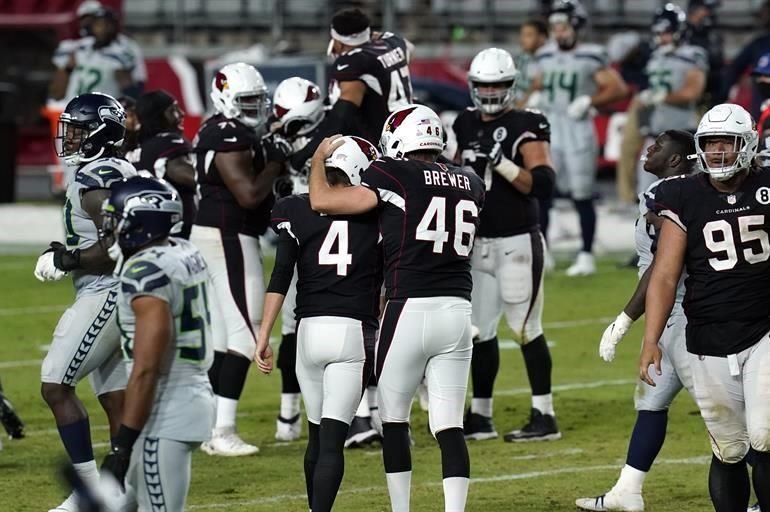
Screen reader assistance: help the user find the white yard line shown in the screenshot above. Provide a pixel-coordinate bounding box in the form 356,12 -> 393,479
187,456 -> 708,510
495,378 -> 635,396
0,359 -> 42,369
0,304 -> 68,316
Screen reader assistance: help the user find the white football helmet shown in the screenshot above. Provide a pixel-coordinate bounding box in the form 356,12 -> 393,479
380,104 -> 444,159
273,77 -> 325,138
325,136 -> 379,186
467,48 -> 518,115
210,62 -> 269,128
694,103 -> 758,181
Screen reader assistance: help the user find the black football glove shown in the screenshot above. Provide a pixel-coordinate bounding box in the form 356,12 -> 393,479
100,445 -> 131,490
262,133 -> 293,164
47,241 -> 81,271
478,139 -> 503,167
272,176 -> 294,198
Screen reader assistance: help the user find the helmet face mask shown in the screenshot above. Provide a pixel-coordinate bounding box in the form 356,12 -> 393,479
470,81 -> 515,115
55,93 -> 126,165
694,104 -> 758,182
211,63 -> 270,129
273,77 -> 325,139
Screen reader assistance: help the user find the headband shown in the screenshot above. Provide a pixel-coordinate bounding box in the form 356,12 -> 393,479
330,27 -> 371,47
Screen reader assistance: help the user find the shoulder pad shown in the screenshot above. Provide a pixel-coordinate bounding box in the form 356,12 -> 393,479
121,260 -> 170,295
194,118 -> 254,151
77,158 -> 137,189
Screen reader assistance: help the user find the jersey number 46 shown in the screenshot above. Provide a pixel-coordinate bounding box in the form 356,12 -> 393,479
417,197 -> 478,257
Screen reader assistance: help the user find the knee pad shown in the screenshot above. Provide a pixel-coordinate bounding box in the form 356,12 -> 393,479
713,438 -> 751,464
750,428 -> 770,453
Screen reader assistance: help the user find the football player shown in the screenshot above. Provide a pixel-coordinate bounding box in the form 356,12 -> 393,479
635,3 -> 707,195
35,92 -> 135,512
575,130 -> 696,512
98,176 -> 214,511
288,7 -> 413,169
514,19 -> 549,108
271,77 -> 381,446
126,90 -> 197,239
49,6 -> 141,104
528,0 -> 629,276
0,377 -> 25,440
190,62 -> 289,457
255,136 -> 382,512
644,104 -> 770,512
308,104 -> 485,511
453,48 -> 559,442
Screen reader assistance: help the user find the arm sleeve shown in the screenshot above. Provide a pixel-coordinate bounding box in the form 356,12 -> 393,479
266,229 -> 299,295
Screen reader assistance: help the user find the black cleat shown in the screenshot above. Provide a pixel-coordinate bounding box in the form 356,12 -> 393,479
0,392 -> 24,439
344,416 -> 380,448
503,408 -> 561,443
463,408 -> 498,441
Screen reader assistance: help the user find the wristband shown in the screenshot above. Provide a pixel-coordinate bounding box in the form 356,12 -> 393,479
494,158 -> 521,182
53,248 -> 81,271
112,424 -> 141,452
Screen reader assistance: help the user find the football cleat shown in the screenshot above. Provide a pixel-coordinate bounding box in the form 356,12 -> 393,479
48,493 -> 79,512
747,504 -> 761,512
201,431 -> 259,457
275,414 -> 302,442
0,391 -> 24,439
344,416 -> 380,448
575,489 -> 644,511
463,409 -> 498,441
566,251 -> 596,277
503,408 -> 562,442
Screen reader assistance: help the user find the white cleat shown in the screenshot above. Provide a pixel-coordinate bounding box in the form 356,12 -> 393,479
275,414 -> 302,442
575,488 -> 644,511
201,431 -> 259,457
566,251 -> 596,277
747,504 -> 761,512
48,493 -> 79,512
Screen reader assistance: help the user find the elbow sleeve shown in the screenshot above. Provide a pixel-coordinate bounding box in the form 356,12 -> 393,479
529,165 -> 555,199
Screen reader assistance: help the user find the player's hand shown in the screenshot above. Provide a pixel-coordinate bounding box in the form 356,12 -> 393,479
255,335 -> 274,374
637,89 -> 667,107
262,132 -> 293,164
313,135 -> 345,162
478,139 -> 503,167
598,312 -> 634,362
272,175 -> 294,198
566,95 -> 592,120
638,341 -> 663,387
34,243 -> 68,282
100,446 -> 132,490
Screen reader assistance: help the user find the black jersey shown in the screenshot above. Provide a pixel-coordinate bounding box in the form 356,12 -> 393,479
361,157 -> 485,301
192,115 -> 272,237
128,132 -> 197,238
452,107 -> 550,238
268,194 -> 382,328
330,32 -> 413,144
650,170 -> 770,356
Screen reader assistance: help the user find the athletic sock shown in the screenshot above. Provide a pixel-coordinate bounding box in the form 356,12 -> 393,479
709,455 -> 749,512
614,465 -> 647,495
214,397 -> 238,433
304,421 -> 320,510
280,393 -> 301,420
573,198 -> 597,253
471,337 -> 499,404
625,410 -> 668,476
311,418 -> 349,512
207,351 -> 225,395
383,422 -> 412,512
58,417 -> 94,463
355,396 -> 371,419
470,398 -> 493,418
213,352 -> 251,432
752,449 -> 770,512
436,428 -> 470,512
521,335 -> 553,413
73,460 -> 100,488
278,333 -> 301,393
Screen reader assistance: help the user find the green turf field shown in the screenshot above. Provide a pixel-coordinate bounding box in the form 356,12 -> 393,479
0,253 -> 716,511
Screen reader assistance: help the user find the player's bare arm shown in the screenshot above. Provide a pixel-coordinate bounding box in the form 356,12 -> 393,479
338,79 -> 366,107
512,140 -> 556,196
216,150 -> 279,209
592,67 -> 629,108
122,295 -> 172,431
164,155 -> 197,190
664,68 -> 706,105
255,292 -> 284,374
78,188 -> 117,273
641,219 -> 685,385
308,135 -> 378,215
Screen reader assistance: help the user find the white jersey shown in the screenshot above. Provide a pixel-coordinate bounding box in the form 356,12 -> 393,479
636,177 -> 686,304
60,36 -> 135,101
646,44 -> 708,135
64,158 -> 137,296
117,238 -> 215,442
531,41 -> 607,150
53,34 -> 145,84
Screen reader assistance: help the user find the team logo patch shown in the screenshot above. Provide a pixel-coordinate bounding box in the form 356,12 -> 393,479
351,136 -> 378,161
492,126 -> 507,142
727,194 -> 737,205
385,106 -> 417,133
756,187 -> 770,205
215,72 -> 229,91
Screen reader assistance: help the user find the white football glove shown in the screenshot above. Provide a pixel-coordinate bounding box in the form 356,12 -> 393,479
598,312 -> 634,362
566,95 -> 593,120
637,89 -> 667,107
34,252 -> 67,282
